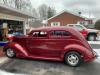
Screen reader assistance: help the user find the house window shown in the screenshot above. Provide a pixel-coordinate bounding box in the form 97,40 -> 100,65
77,21 -> 88,25
51,22 -> 60,26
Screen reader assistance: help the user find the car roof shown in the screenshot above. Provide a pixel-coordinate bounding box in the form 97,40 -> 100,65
31,26 -> 74,32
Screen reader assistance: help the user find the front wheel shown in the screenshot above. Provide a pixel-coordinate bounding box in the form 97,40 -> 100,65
5,48 -> 16,58
64,51 -> 82,67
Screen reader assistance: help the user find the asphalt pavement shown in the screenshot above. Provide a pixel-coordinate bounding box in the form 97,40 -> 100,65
0,42 -> 100,75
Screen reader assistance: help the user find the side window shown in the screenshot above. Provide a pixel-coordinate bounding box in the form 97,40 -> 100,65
50,31 -> 70,37
68,25 -> 74,27
32,31 -> 47,37
50,31 -> 62,36
62,31 -> 70,36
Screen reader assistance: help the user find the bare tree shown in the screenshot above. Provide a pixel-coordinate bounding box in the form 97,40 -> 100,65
14,0 -> 23,9
38,4 -> 48,20
14,0 -> 32,12
3,0 -> 8,5
38,4 -> 56,20
47,7 -> 56,19
1,0 -> 37,18
32,8 -> 39,18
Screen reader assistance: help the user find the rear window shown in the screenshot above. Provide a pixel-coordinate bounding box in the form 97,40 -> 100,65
68,25 -> 74,27
50,31 -> 70,37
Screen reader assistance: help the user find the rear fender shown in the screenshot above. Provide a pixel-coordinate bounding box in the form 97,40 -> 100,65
4,42 -> 28,56
61,44 -> 90,60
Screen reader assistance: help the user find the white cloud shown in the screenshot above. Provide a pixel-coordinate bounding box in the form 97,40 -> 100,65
31,0 -> 100,20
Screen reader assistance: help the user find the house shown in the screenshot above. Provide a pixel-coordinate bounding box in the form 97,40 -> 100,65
0,3 -> 33,35
47,10 -> 93,27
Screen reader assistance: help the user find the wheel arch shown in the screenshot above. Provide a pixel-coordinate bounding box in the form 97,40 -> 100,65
63,50 -> 82,60
62,44 -> 86,61
3,42 -> 28,56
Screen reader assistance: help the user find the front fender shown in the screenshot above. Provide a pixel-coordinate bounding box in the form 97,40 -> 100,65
4,42 -> 28,56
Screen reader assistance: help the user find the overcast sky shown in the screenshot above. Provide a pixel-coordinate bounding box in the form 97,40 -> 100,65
31,0 -> 100,20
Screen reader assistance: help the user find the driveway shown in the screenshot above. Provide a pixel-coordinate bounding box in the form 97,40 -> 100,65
0,41 -> 100,75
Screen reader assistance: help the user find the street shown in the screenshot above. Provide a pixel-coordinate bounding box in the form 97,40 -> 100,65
0,42 -> 100,75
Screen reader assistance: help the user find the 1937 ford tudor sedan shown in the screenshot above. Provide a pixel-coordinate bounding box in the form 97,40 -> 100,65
3,26 -> 97,67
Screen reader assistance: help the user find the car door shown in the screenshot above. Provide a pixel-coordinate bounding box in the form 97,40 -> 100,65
27,31 -> 49,57
45,30 -> 71,58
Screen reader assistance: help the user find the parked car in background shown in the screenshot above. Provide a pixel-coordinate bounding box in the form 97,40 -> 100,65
3,27 -> 97,67
85,24 -> 95,29
7,32 -> 24,41
67,24 -> 99,41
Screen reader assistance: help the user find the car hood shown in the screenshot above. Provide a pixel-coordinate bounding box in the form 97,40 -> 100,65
87,29 -> 99,33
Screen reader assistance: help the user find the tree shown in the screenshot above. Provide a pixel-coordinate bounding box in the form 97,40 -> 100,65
38,4 -> 56,20
3,0 -> 8,4
32,8 -> 39,18
0,0 -> 32,12
47,7 -> 56,19
38,4 -> 48,20
14,0 -> 31,10
14,0 -> 21,9
95,19 -> 100,30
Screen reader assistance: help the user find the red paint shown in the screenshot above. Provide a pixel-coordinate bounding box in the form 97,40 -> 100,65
79,29 -> 89,38
4,27 -> 96,62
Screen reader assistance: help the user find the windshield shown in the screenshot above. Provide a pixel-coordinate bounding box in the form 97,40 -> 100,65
74,25 -> 87,31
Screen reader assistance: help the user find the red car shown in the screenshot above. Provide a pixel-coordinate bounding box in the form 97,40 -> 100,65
3,27 -> 97,67
67,24 -> 99,41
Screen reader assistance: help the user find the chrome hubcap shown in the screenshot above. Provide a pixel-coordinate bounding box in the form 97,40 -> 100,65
67,54 -> 79,66
7,49 -> 15,57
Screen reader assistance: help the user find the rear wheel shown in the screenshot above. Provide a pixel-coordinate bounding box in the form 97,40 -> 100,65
5,48 -> 16,58
88,34 -> 97,41
64,51 -> 82,67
